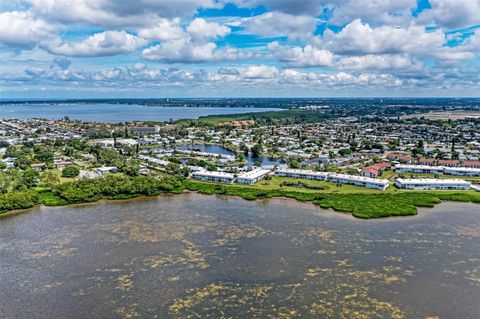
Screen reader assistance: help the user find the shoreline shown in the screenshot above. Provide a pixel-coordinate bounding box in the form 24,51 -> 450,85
2,186 -> 479,220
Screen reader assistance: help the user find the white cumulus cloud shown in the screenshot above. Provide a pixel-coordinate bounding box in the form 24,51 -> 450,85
48,31 -> 147,57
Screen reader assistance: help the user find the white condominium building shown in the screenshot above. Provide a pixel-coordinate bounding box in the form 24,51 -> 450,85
394,164 -> 444,174
275,168 -> 329,181
274,168 -> 389,190
394,178 -> 471,190
191,170 -> 235,183
237,168 -> 271,185
444,167 -> 480,177
327,173 -> 390,190
395,164 -> 480,177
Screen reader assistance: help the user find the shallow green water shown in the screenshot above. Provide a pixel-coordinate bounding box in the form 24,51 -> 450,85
1,193 -> 479,318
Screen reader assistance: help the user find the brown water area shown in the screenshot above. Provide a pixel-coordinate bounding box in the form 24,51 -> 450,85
1,193 -> 479,318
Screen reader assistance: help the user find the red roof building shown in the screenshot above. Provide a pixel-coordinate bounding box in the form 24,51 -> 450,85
438,159 -> 459,167
361,162 -> 391,178
418,158 -> 435,166
397,155 -> 413,163
463,161 -> 480,168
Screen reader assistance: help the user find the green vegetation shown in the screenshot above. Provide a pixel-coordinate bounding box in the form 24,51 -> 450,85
177,109 -> 328,126
61,166 -> 80,178
1,171 -> 479,219
50,174 -> 183,205
0,190 -> 41,214
183,178 -> 480,219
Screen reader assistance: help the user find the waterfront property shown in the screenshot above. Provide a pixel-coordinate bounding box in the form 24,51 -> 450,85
275,168 -> 390,190
275,168 -> 329,181
327,173 -> 390,190
395,164 -> 445,175
444,167 -> 480,177
394,178 -> 471,190
236,168 -> 271,185
395,164 -> 480,176
191,170 -> 235,183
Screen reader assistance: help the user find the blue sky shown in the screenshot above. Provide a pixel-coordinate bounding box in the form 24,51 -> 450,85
0,0 -> 479,98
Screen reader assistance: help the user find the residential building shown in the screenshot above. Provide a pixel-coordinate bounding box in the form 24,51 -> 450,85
394,164 -> 444,175
361,162 -> 391,178
438,159 -> 460,167
444,167 -> 480,177
418,158 -> 436,166
327,173 -> 390,190
395,178 -> 471,190
96,166 -> 121,174
236,168 -> 271,185
275,168 -> 329,181
191,170 -> 235,183
464,161 -> 480,168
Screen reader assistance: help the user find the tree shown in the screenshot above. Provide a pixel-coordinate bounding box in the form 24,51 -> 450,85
338,148 -> 352,157
253,160 -> 262,167
20,169 -> 40,188
289,160 -> 300,169
207,163 -> 217,171
236,153 -> 245,162
120,161 -> 140,177
0,173 -> 11,194
41,170 -> 60,186
251,143 -> 263,157
63,147 -> 75,157
35,151 -> 54,163
62,166 -> 80,178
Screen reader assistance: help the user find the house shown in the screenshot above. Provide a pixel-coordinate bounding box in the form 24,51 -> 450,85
361,162 -> 391,178
386,153 -> 399,161
361,167 -> 380,178
79,170 -> 103,180
31,163 -> 46,171
55,161 -> 75,169
394,178 -> 471,190
95,166 -> 120,174
386,153 -> 412,163
397,155 -> 413,164
1,157 -> 16,168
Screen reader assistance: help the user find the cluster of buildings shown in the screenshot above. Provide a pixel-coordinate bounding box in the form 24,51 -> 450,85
361,162 -> 391,178
275,168 -> 390,190
192,167 -> 390,190
191,166 -> 478,191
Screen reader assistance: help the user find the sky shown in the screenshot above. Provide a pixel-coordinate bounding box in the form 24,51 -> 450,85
0,0 -> 479,98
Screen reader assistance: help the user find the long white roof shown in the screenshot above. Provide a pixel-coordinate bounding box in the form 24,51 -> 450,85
276,168 -> 329,177
328,173 -> 390,185
238,168 -> 271,180
192,170 -> 235,178
395,178 -> 471,185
